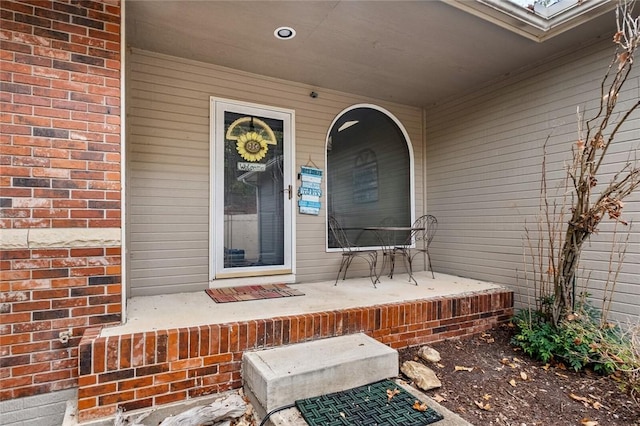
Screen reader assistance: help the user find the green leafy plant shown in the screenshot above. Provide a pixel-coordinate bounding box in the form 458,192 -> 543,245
512,297 -> 631,375
511,309 -> 558,364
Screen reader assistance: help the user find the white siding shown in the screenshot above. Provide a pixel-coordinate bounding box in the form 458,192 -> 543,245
127,49 -> 424,296
425,38 -> 640,322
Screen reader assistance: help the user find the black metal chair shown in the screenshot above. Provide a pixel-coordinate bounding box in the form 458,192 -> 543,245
394,214 -> 437,282
328,216 -> 379,288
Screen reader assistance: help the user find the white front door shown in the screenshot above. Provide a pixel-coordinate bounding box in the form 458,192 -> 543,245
211,98 -> 294,280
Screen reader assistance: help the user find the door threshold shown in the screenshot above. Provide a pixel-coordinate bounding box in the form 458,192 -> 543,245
209,274 -> 295,289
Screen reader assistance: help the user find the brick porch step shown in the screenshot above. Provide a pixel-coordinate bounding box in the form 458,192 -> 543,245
242,333 -> 398,417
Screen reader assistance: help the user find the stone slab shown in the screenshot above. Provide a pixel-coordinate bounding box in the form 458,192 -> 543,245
242,333 -> 398,414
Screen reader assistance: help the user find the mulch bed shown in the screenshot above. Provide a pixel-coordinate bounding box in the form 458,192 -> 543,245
399,324 -> 640,426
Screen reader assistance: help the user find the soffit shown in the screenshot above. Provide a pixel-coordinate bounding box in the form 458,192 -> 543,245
126,0 -> 619,108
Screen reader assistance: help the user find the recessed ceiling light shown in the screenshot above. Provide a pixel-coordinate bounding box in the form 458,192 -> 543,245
274,26 -> 296,40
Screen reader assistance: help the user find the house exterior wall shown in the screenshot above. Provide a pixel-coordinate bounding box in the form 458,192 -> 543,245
0,0 -> 122,419
127,48 -> 425,296
425,37 -> 640,322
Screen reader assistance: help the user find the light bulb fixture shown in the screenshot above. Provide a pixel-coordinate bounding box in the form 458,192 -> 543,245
274,26 -> 296,40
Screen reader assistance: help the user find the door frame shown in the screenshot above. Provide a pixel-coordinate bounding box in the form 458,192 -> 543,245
209,97 -> 296,282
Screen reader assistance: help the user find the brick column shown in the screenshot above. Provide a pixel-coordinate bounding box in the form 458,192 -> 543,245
1,0 -> 122,402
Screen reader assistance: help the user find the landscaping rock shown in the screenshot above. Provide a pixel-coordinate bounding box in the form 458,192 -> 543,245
418,346 -> 441,363
401,360 -> 442,391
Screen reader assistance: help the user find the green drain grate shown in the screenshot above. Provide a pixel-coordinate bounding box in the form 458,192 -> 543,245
295,379 -> 443,426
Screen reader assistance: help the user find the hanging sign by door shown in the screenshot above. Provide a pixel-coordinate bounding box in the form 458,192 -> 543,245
298,166 -> 322,215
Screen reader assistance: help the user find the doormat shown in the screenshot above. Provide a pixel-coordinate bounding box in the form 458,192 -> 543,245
205,284 -> 304,303
295,379 -> 443,426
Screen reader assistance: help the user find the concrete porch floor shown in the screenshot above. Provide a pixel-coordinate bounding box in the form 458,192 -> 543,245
76,271 -> 513,422
102,271 -> 505,337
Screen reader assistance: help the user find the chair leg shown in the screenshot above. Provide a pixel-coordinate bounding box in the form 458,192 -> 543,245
403,252 -> 417,285
343,256 -> 355,281
388,252 -> 396,279
426,250 -> 434,279
337,254 -> 380,288
378,252 -> 388,279
369,253 -> 379,288
369,264 -> 378,288
335,256 -> 349,285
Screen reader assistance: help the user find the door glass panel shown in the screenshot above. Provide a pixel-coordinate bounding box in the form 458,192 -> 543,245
223,112 -> 284,268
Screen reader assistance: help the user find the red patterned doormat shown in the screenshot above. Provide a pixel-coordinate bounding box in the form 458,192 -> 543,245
205,284 -> 304,303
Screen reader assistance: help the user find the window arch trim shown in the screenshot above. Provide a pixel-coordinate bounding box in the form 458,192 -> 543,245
324,104 -> 416,252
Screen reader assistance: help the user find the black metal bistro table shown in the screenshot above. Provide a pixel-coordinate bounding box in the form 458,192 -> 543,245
364,226 -> 425,285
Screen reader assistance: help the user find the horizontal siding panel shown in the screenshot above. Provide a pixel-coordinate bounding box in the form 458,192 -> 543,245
129,144 -> 209,161
129,163 -> 208,176
131,51 -> 424,120
129,265 -> 209,278
131,241 -> 208,251
430,39 -> 612,116
128,48 -> 423,296
129,171 -> 209,184
129,248 -> 207,260
426,37 -> 640,322
129,231 -> 208,243
129,123 -> 209,141
130,205 -> 208,216
129,110 -> 208,129
130,222 -> 206,232
129,256 -> 207,270
130,188 -> 207,199
128,275 -> 209,289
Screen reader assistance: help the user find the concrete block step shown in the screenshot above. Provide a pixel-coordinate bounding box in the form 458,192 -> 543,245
242,333 -> 398,416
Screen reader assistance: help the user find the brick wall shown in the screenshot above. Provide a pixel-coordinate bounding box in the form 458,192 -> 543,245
1,0 -> 122,404
77,290 -> 513,422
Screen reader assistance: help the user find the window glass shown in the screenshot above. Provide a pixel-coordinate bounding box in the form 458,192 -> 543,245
327,107 -> 411,248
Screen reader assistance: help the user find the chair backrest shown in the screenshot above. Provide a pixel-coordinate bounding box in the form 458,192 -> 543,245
413,215 -> 437,248
328,216 -> 353,251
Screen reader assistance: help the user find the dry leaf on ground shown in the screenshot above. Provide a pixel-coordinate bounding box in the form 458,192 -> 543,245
480,333 -> 495,343
474,400 -> 493,411
570,393 -> 591,407
509,378 -> 517,387
454,365 -> 474,372
413,400 -> 428,411
433,393 -> 446,403
386,388 -> 400,402
500,357 -> 518,368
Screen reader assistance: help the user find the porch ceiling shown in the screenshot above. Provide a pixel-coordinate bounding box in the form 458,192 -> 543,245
126,0 -> 618,108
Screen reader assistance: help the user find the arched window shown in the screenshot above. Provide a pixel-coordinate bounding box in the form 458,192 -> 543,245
327,105 -> 413,248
